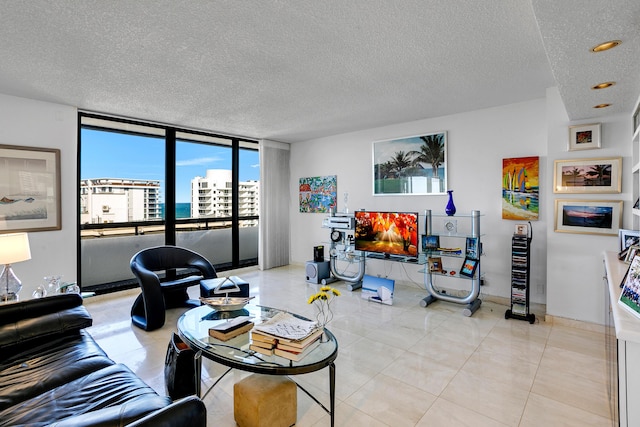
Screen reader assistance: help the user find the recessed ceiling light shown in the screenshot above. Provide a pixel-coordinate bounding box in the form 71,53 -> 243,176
593,103 -> 612,109
591,82 -> 616,90
591,40 -> 621,52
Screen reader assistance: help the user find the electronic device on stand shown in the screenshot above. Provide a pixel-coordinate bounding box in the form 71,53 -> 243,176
321,212 -> 365,290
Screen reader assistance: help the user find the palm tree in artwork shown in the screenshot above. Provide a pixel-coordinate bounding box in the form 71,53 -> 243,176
568,167 -> 582,185
589,164 -> 611,185
409,133 -> 445,178
389,151 -> 413,178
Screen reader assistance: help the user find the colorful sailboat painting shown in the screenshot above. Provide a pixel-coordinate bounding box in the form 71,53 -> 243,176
502,156 -> 539,220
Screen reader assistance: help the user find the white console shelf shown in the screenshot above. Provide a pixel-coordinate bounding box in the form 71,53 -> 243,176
603,251 -> 640,426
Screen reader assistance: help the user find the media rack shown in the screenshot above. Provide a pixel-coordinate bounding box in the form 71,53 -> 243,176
505,228 -> 535,323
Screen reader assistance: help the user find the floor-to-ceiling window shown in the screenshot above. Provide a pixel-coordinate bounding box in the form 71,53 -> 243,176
78,114 -> 259,293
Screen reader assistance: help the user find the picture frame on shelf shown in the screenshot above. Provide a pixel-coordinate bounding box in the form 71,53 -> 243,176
0,144 -> 61,233
624,245 -> 640,264
568,123 -> 601,151
619,229 -> 640,251
422,235 -> 440,251
554,199 -> 622,236
465,237 -> 479,260
515,223 -> 529,236
619,254 -> 640,319
634,198 -> 639,209
459,257 -> 478,278
553,157 -> 621,194
428,257 -> 443,273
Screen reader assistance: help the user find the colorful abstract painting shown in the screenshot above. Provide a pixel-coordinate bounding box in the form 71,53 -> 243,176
299,175 -> 337,213
502,156 -> 539,220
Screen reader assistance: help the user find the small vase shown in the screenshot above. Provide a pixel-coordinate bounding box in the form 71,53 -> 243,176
445,190 -> 456,216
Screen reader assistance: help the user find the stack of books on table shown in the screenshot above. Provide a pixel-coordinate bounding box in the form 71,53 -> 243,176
249,331 -> 277,356
249,312 -> 323,361
208,316 -> 254,341
250,328 -> 323,361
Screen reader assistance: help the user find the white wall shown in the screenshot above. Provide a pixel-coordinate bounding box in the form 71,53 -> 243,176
290,91 -> 632,325
545,87 -> 631,324
290,98 -> 549,305
0,93 -> 77,298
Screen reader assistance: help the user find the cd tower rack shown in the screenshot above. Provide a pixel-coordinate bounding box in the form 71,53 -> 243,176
505,229 -> 535,323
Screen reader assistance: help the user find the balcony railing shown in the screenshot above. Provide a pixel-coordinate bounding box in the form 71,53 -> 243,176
80,215 -> 259,292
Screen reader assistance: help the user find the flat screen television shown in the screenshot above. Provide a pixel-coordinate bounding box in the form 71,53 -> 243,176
354,211 -> 419,258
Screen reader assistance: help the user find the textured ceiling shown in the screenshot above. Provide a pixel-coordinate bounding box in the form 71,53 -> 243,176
0,1 -> 638,143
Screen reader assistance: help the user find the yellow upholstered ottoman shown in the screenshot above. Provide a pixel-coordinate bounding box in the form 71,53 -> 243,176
234,374 -> 297,427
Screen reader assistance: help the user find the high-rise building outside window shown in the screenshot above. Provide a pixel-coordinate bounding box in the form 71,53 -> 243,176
79,114 -> 259,293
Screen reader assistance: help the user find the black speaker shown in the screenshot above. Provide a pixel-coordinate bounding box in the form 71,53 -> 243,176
314,245 -> 324,262
305,261 -> 330,284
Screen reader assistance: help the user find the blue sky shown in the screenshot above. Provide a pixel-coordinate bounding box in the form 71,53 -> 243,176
81,129 -> 260,203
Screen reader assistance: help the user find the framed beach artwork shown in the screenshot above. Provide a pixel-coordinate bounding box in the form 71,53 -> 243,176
0,144 -> 61,233
502,156 -> 539,220
554,199 -> 622,236
299,175 -> 337,213
553,157 -> 621,194
373,131 -> 447,195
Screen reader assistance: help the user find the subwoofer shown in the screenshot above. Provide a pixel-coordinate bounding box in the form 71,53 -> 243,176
305,261 -> 330,284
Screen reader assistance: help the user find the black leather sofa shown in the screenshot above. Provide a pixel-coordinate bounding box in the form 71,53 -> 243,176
0,293 -> 206,426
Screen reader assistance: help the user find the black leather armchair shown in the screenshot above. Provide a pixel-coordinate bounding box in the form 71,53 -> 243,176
130,246 -> 217,331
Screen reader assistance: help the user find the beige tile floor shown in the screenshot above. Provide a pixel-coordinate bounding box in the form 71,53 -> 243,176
84,265 -> 613,427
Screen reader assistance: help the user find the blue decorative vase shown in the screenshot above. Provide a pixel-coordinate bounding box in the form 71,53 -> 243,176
445,190 -> 456,216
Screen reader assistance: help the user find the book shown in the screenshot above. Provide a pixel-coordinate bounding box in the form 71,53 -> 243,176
250,330 -> 278,345
275,328 -> 324,351
274,338 -> 321,361
208,321 -> 254,341
209,316 -> 252,333
249,339 -> 276,350
249,343 -> 274,356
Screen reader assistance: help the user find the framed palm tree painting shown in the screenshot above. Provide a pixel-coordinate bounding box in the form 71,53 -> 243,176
553,157 -> 621,194
372,131 -> 447,195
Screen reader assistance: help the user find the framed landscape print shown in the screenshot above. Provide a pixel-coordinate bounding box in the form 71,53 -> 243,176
0,144 -> 61,233
553,157 -> 621,194
373,131 -> 447,195
568,123 -> 601,151
554,199 -> 622,236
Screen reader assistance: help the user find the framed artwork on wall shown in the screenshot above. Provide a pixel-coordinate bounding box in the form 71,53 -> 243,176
299,175 -> 337,213
0,144 -> 61,233
502,156 -> 539,221
568,123 -> 601,151
554,199 -> 622,236
553,157 -> 621,194
373,131 -> 447,195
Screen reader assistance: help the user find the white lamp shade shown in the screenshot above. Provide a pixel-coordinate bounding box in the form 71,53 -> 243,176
0,233 -> 31,264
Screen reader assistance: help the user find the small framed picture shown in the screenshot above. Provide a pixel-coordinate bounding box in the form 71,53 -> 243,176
459,257 -> 479,278
568,123 -> 601,151
465,237 -> 479,260
428,257 -> 443,273
515,224 -> 529,236
619,229 -> 640,252
422,235 -> 440,251
625,245 -> 640,264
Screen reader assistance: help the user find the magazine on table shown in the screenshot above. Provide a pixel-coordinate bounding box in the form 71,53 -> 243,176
253,312 -> 318,341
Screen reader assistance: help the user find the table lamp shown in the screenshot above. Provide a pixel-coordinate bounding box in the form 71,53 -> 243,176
0,232 -> 31,302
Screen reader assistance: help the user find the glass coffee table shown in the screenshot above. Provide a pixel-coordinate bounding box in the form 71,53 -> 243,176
177,303 -> 338,426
